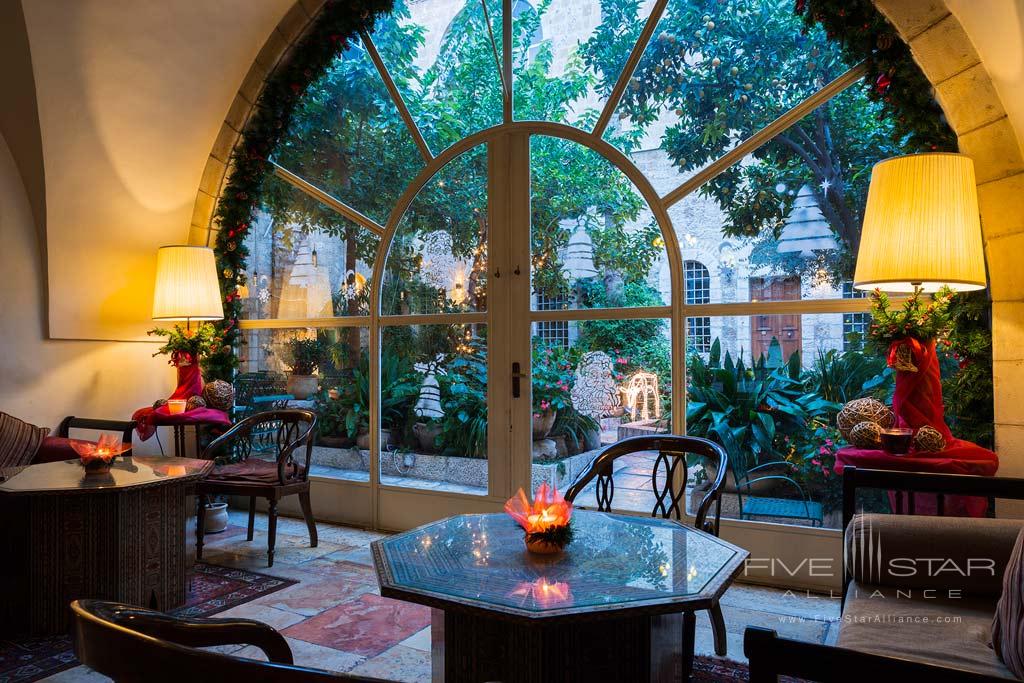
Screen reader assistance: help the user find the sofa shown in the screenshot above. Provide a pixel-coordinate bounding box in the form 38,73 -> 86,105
0,412 -> 136,467
745,466 -> 1024,682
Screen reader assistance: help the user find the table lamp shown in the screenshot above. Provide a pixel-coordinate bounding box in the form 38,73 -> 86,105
152,245 -> 224,327
853,153 -> 986,293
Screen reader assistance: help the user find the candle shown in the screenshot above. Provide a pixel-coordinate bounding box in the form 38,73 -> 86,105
167,399 -> 187,414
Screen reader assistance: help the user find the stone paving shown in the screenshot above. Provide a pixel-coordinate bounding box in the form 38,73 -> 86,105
49,510 -> 840,682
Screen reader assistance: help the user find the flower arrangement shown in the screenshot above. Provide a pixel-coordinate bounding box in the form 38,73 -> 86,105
148,323 -> 227,367
505,483 -> 574,554
281,337 -> 324,376
866,287 -> 954,349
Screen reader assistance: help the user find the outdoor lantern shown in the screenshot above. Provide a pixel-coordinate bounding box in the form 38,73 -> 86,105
152,245 -> 224,324
853,153 -> 987,293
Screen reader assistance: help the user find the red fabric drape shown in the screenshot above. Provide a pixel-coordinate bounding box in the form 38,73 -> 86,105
169,353 -> 203,400
889,338 -> 953,442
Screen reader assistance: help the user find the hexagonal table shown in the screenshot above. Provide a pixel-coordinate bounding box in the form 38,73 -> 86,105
372,510 -> 747,682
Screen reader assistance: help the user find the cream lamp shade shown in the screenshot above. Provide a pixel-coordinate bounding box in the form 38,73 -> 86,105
152,246 -> 224,321
853,153 -> 986,293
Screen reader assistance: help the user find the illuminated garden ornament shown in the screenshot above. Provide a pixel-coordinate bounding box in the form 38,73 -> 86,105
563,224 -> 597,281
621,370 -> 661,421
776,184 -> 838,258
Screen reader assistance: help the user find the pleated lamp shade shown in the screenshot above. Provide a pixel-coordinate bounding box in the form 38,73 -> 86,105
853,153 -> 986,293
152,246 -> 224,321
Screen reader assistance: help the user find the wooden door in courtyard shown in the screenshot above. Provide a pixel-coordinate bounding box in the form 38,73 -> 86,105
749,277 -> 801,363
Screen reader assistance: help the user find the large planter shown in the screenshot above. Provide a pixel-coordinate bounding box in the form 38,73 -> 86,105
203,502 -> 229,534
532,410 -> 557,441
286,374 -> 319,400
357,428 -> 399,449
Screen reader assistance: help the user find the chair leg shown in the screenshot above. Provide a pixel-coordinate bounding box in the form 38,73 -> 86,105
247,496 -> 256,541
682,610 -> 696,681
299,490 -> 318,548
709,600 -> 727,656
267,500 -> 278,567
195,493 -> 207,561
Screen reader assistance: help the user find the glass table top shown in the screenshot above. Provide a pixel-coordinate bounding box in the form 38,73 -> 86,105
0,456 -> 212,494
373,511 -> 745,618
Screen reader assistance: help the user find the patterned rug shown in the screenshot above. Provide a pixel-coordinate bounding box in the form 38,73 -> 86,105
0,562 -> 297,683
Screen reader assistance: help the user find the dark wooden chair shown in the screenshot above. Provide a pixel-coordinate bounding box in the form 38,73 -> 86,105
564,435 -> 730,660
71,599 -> 384,682
56,416 -> 137,455
196,409 -> 317,567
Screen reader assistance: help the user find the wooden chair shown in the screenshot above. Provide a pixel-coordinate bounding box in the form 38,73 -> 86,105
71,599 -> 383,682
195,409 -> 317,567
564,435 -> 730,658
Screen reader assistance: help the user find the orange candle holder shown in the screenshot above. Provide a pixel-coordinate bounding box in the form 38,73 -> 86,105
505,483 -> 574,554
167,399 -> 187,415
69,434 -> 132,475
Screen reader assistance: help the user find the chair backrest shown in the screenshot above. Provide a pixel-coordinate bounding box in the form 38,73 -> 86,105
71,599 -> 378,682
564,435 -> 728,535
56,416 -> 137,457
203,409 -> 316,483
233,371 -> 289,407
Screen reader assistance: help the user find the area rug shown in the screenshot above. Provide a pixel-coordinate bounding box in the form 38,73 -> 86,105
0,562 -> 297,683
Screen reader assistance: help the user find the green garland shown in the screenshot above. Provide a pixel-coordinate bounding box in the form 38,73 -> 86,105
204,0 -> 394,381
795,0 -> 957,152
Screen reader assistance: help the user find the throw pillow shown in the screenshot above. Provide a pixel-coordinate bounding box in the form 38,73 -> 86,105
992,527 -> 1024,678
0,411 -> 50,468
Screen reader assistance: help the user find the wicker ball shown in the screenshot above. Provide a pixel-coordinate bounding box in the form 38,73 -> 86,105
153,398 -> 168,409
914,425 -> 946,453
850,421 -> 883,449
202,380 -> 235,412
186,395 -> 206,412
837,398 -> 895,440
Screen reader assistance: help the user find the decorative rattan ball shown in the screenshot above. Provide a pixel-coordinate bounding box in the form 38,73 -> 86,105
914,425 -> 946,453
837,398 -> 895,440
153,398 -> 168,409
186,395 -> 206,412
202,380 -> 235,412
850,421 -> 883,449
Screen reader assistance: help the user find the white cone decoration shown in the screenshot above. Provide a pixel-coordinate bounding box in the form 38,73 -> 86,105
777,184 -> 838,258
564,224 -> 597,281
277,237 -> 333,318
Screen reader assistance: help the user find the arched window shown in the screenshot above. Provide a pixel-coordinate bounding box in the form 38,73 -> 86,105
684,260 -> 711,353
230,0 -> 946,534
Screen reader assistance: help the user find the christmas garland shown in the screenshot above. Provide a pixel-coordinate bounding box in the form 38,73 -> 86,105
204,0 -> 394,381
795,0 -> 957,152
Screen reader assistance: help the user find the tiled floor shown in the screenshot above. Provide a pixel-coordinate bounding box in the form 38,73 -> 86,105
49,511 -> 840,682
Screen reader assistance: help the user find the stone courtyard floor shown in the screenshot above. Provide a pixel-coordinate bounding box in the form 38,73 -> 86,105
49,510 -> 840,682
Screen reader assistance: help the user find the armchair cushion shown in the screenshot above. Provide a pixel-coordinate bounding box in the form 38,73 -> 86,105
33,436 -> 79,464
992,529 -> 1024,679
846,513 -> 1023,596
206,459 -> 305,485
0,411 -> 49,468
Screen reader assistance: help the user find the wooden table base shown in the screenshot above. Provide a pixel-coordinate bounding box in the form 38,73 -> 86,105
431,608 -> 694,683
1,483 -> 190,636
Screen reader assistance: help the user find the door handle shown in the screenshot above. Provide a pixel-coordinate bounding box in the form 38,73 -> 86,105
512,362 -> 524,398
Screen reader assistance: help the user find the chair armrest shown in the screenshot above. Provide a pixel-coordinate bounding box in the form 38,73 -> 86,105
744,627 -> 1010,683
109,608 -> 293,664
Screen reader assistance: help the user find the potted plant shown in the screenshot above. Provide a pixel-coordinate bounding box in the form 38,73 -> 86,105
532,343 -> 575,441
148,323 -> 224,400
281,337 -> 324,400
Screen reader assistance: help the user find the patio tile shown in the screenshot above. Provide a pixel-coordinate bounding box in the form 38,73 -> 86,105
398,627 -> 432,652
225,532 -> 344,565
282,593 -> 431,657
693,624 -> 747,663
349,644 -> 431,683
720,583 -> 840,621
235,636 -> 366,672
38,666 -> 110,682
216,602 -> 307,630
320,545 -> 376,566
251,571 -> 376,616
717,604 -> 829,642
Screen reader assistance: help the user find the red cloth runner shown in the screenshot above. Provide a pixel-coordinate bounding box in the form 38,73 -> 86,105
889,338 -> 953,442
131,405 -> 232,441
835,442 -> 999,517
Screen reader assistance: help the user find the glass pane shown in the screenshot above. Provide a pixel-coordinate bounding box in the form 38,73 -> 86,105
685,316 -> 896,531
273,32 -> 425,226
666,86 -> 902,306
598,0 -> 847,159
530,136 -> 669,309
512,0 -> 646,135
382,145 -> 488,315
530,318 -> 672,516
236,327 -> 370,482
241,175 -> 379,320
379,323 -> 488,496
377,0 -> 504,152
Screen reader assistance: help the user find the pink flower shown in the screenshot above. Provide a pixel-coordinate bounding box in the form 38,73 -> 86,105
819,446 -> 829,455
811,459 -> 821,467
824,439 -> 833,446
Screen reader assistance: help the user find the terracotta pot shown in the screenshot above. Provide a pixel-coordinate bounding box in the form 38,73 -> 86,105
413,422 -> 443,452
286,374 -> 319,400
532,409 -> 557,441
